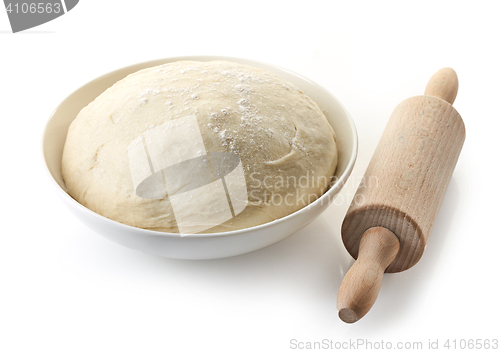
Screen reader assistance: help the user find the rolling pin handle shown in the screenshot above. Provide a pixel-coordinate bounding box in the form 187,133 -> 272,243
424,67 -> 459,105
337,227 -> 400,323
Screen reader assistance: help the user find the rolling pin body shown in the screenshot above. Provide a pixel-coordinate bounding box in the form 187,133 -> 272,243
342,93 -> 465,272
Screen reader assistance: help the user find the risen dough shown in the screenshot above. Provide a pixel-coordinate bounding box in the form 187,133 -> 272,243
62,61 -> 337,233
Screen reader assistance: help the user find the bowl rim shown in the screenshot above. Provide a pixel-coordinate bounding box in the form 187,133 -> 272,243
42,55 -> 358,239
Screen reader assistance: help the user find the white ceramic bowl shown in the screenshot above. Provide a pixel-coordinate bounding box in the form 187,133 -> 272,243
42,56 -> 357,259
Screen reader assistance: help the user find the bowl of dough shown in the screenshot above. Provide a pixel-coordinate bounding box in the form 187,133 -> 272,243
43,56 -> 357,259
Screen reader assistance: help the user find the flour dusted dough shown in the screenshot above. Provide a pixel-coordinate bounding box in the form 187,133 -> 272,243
62,61 -> 337,233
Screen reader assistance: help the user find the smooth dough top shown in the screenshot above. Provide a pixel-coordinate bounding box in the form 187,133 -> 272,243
62,61 -> 337,233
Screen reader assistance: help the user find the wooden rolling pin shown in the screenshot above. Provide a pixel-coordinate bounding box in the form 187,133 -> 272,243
337,68 -> 465,323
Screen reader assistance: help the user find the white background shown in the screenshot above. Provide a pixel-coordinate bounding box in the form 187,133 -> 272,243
1,1 -> 499,352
